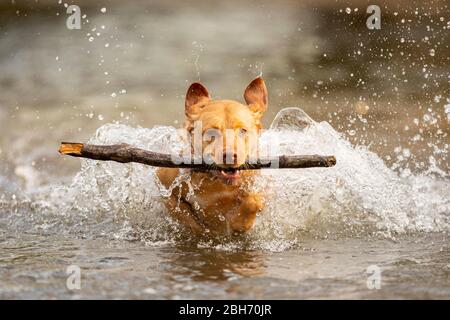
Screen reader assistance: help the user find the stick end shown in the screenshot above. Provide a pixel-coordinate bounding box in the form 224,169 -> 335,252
59,142 -> 84,155
327,156 -> 337,167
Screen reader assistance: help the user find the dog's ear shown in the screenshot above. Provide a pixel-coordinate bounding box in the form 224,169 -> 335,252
185,82 -> 210,119
244,77 -> 268,119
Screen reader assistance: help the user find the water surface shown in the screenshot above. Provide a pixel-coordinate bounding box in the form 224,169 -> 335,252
0,0 -> 449,299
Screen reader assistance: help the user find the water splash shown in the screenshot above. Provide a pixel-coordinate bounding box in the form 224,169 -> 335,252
1,108 -> 449,251
255,109 -> 450,246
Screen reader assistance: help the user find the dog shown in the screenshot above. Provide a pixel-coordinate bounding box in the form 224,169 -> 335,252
156,77 -> 268,236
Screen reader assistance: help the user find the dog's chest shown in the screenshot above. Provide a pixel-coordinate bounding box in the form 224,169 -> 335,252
190,179 -> 243,210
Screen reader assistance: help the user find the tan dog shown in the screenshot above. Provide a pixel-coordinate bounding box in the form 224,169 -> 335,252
156,77 -> 268,236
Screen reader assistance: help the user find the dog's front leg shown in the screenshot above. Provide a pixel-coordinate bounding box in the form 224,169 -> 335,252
157,168 -> 207,235
227,193 -> 265,233
163,193 -> 207,234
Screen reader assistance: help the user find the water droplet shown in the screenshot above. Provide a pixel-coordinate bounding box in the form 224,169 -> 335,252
444,103 -> 450,121
355,101 -> 369,115
402,149 -> 411,158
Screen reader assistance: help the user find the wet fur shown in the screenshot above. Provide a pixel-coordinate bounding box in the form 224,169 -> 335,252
156,77 -> 268,236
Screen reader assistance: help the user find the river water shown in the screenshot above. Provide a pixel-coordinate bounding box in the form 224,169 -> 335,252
0,0 -> 449,299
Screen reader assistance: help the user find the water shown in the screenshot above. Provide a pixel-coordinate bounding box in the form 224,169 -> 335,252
1,108 -> 449,298
0,0 -> 449,299
1,234 -> 448,299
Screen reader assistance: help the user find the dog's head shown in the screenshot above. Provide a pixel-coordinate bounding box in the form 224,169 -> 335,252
184,77 -> 268,182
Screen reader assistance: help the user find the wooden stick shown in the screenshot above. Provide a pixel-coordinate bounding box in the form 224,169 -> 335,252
59,142 -> 336,169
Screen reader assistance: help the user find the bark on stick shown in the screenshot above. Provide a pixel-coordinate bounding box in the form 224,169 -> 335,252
59,142 -> 336,169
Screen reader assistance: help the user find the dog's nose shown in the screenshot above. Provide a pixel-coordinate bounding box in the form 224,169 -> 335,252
223,153 -> 237,164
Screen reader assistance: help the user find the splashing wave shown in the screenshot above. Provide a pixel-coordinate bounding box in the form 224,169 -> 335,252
1,108 -> 449,250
